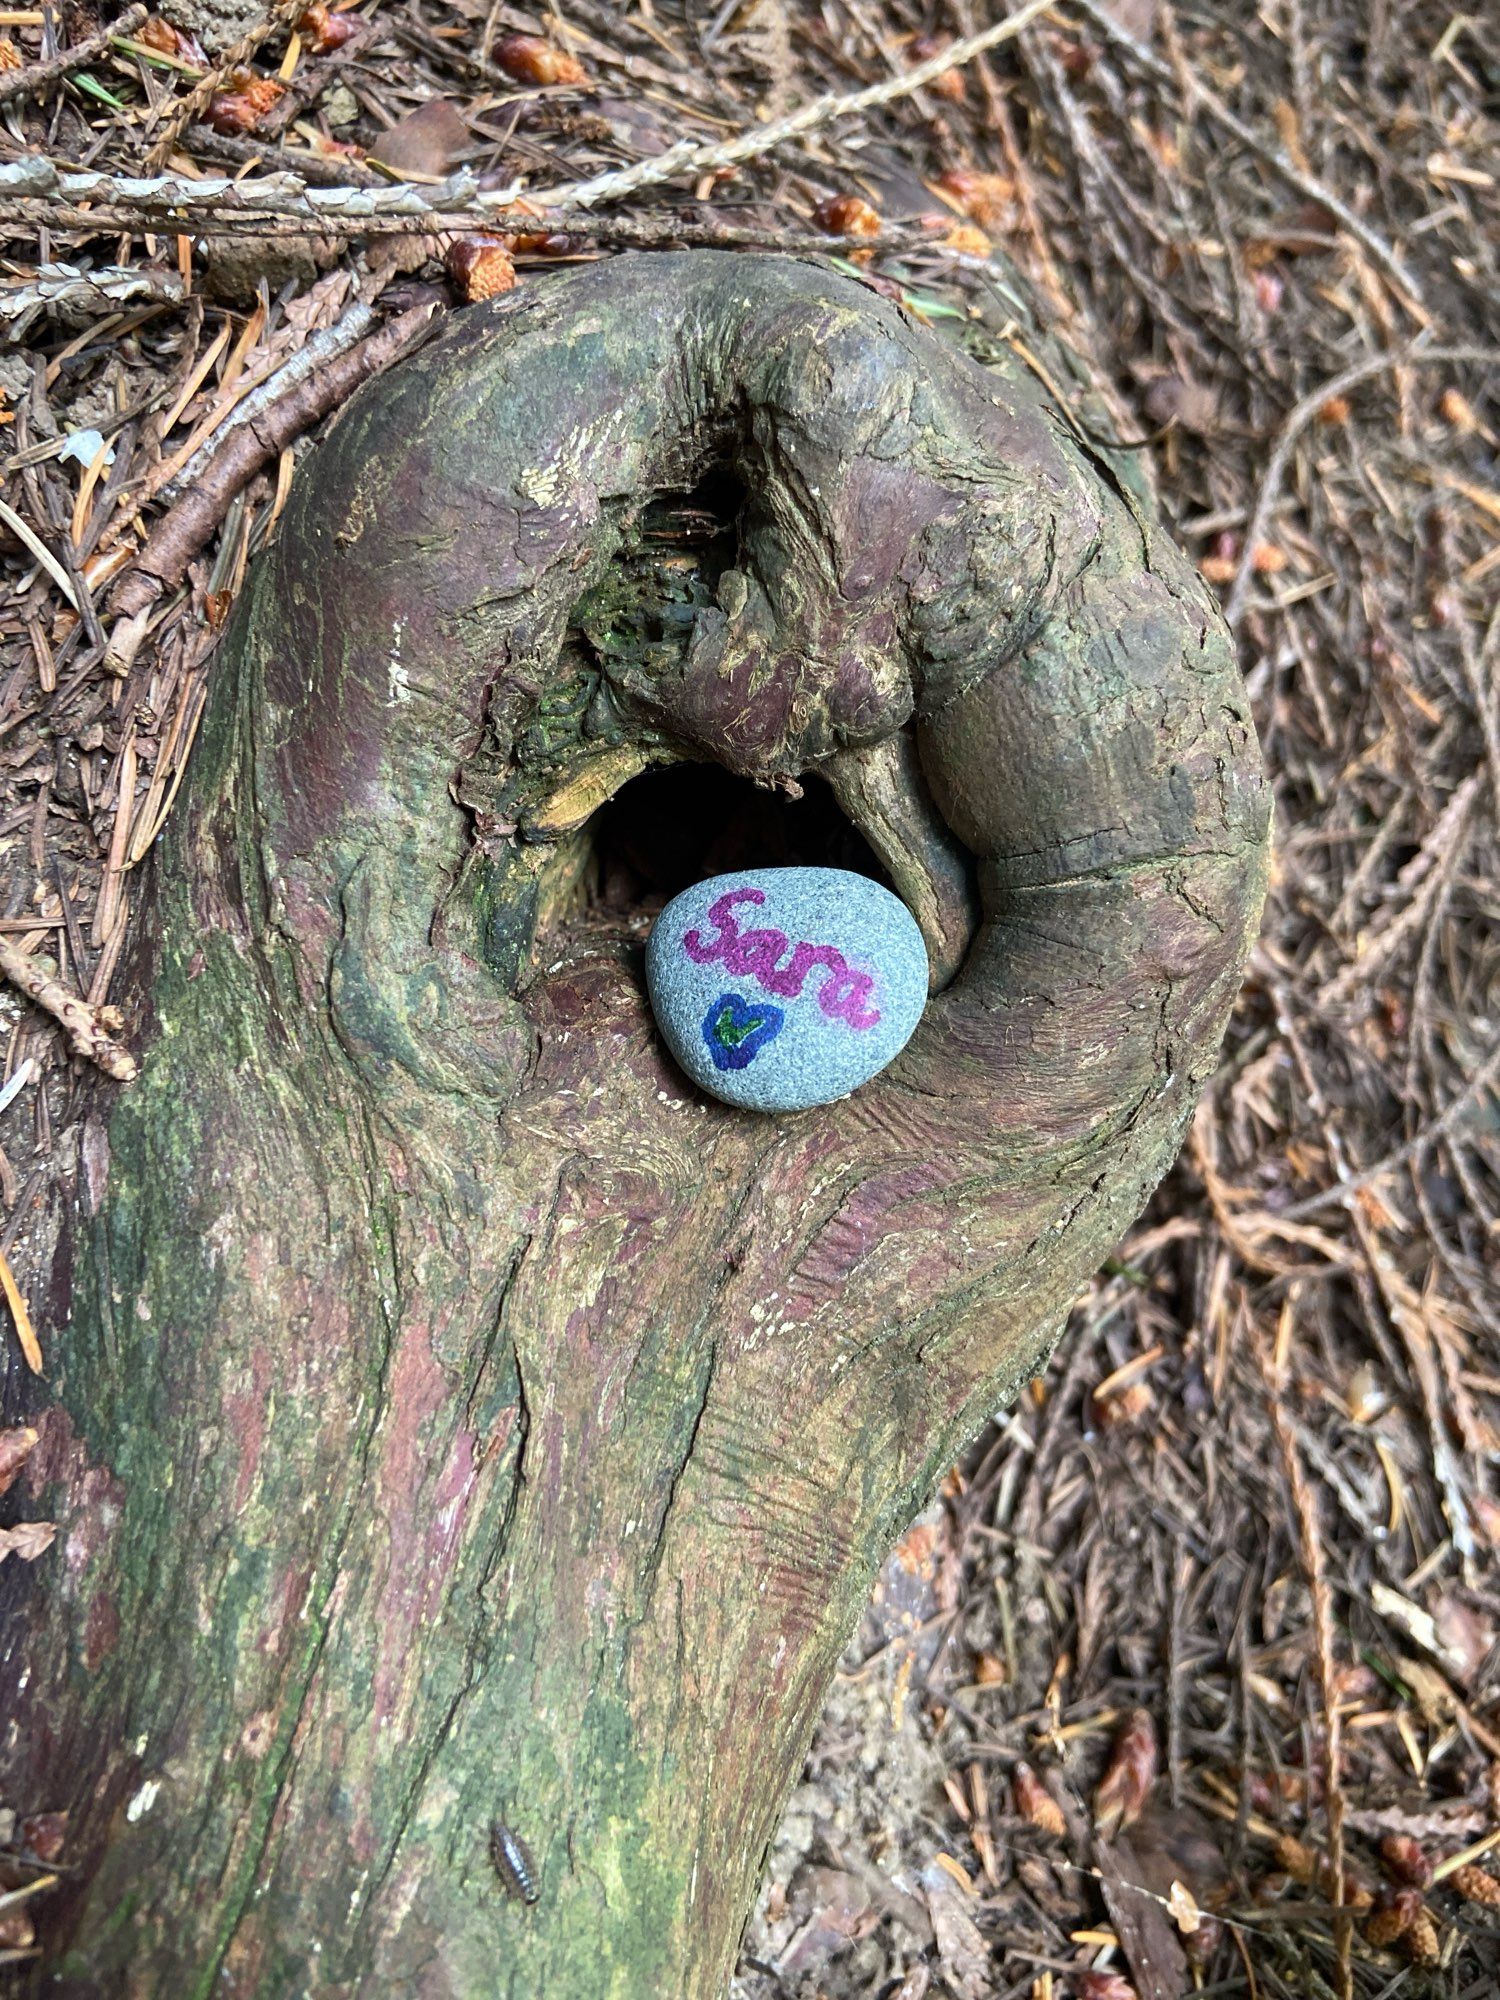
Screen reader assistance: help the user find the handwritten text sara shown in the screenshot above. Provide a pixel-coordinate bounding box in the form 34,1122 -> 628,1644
683,888 -> 880,1030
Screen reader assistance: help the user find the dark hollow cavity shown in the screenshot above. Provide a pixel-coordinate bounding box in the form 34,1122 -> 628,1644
585,763 -> 891,921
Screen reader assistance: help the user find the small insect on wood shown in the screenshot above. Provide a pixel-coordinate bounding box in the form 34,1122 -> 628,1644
489,1820 -> 540,1905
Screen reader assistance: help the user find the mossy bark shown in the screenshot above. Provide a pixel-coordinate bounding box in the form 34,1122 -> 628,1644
2,253 -> 1269,1998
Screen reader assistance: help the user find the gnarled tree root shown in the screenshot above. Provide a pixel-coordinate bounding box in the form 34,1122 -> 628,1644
3,253 -> 1269,1999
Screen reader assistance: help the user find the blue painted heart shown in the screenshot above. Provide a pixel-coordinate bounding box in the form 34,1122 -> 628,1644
702,990 -> 785,1071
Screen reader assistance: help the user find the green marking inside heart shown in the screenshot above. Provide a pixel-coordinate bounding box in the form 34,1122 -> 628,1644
702,990 -> 785,1072
715,1006 -> 763,1046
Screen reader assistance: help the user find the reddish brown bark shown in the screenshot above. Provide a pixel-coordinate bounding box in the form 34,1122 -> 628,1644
1,253 -> 1268,1997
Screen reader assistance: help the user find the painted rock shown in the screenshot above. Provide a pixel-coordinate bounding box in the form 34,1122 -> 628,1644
645,867 -> 929,1112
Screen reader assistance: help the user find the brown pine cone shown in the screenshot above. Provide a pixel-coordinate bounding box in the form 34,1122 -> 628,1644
1380,1832 -> 1433,1888
444,236 -> 518,304
1274,1832 -> 1316,1883
1012,1761 -> 1066,1840
1365,1887 -> 1423,1947
1449,1863 -> 1500,1907
1404,1908 -> 1441,1965
491,34 -> 586,87
812,194 -> 881,240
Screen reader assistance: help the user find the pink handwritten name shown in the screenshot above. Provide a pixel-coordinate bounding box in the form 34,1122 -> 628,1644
684,888 -> 881,1031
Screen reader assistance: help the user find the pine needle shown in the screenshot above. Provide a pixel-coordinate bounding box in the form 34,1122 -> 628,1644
0,1244 -> 43,1374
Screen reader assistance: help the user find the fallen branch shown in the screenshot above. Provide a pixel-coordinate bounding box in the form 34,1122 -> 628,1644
105,299 -> 439,669
0,154 -> 521,226
0,261 -> 183,331
0,934 -> 137,1081
0,192 -> 916,258
157,300 -> 376,502
0,159 -> 931,257
0,2 -> 145,107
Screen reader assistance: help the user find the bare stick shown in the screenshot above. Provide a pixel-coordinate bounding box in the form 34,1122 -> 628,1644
105,301 -> 439,670
158,300 -> 376,501
0,935 -> 137,1081
0,2 -> 145,106
0,164 -> 927,254
1,263 -> 184,326
0,156 -> 522,228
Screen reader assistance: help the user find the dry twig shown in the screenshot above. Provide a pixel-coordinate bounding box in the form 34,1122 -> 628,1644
0,3 -> 145,107
0,934 -> 137,1081
0,263 -> 184,327
0,158 -> 929,255
105,300 -> 439,669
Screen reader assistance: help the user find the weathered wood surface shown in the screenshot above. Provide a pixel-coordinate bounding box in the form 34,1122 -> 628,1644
2,252 -> 1269,1997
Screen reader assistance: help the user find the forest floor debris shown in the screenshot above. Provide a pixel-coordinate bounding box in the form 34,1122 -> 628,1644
1,0 -> 1497,1992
